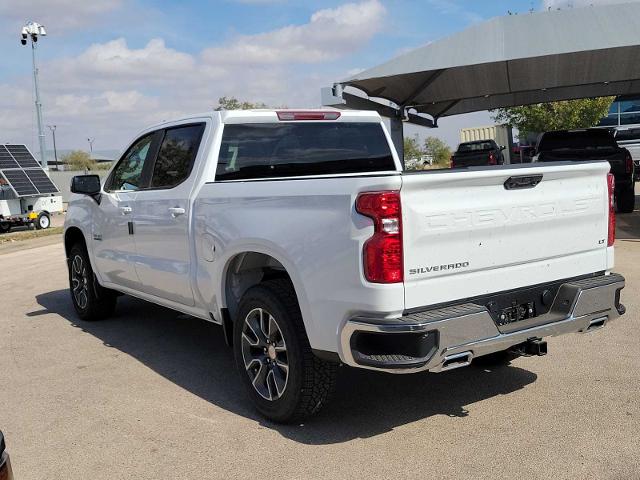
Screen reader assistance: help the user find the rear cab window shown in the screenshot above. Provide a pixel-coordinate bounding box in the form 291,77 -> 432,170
457,141 -> 496,152
215,122 -> 395,181
537,130 -> 617,153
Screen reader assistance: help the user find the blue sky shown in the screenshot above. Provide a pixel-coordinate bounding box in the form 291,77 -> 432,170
0,0 -> 625,154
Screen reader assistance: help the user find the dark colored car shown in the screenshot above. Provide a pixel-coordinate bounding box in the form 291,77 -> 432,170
0,432 -> 13,480
614,126 -> 640,182
450,139 -> 505,168
534,129 -> 635,213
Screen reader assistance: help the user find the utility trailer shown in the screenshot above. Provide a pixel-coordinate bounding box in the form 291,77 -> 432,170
0,144 -> 62,233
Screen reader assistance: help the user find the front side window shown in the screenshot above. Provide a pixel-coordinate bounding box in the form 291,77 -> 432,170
109,134 -> 155,191
216,122 -> 395,181
150,124 -> 205,189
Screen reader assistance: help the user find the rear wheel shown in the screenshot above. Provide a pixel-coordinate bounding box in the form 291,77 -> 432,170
36,212 -> 50,230
68,243 -> 117,321
233,279 -> 337,423
616,185 -> 636,214
0,222 -> 10,234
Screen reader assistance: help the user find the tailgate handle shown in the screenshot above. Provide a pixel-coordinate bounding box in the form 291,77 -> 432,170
504,174 -> 543,190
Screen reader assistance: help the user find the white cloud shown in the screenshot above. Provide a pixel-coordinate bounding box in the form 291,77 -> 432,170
202,0 -> 385,64
426,0 -> 483,24
0,0 -> 123,31
51,38 -> 196,90
542,0 -> 640,9
0,0 -> 383,151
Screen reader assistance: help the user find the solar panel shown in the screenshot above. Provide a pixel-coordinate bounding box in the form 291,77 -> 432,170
24,168 -> 59,194
5,144 -> 41,168
0,145 -> 19,169
0,169 -> 38,196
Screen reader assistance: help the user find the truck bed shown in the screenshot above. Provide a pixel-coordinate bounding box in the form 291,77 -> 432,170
401,162 -> 611,311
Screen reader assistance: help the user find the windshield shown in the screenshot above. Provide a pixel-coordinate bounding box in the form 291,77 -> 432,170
615,127 -> 640,142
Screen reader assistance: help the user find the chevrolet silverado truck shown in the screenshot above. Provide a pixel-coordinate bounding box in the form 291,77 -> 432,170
450,139 -> 505,168
64,110 -> 626,422
534,129 -> 635,213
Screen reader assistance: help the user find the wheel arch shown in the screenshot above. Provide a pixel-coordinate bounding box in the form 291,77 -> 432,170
220,249 -> 311,338
64,226 -> 87,259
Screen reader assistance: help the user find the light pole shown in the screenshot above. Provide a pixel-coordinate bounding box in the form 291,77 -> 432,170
47,125 -> 58,170
87,138 -> 95,155
20,21 -> 48,170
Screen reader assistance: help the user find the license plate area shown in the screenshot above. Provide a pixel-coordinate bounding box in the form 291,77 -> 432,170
496,301 -> 536,326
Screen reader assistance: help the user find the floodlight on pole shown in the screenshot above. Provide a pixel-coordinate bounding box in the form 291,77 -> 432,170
20,21 -> 48,170
87,138 -> 95,155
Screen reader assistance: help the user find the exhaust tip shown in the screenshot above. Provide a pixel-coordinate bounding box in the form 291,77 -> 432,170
441,351 -> 473,371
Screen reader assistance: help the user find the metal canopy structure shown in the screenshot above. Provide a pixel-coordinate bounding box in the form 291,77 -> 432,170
322,2 -> 640,157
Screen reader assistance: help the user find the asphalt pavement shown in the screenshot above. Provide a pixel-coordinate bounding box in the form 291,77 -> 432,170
0,209 -> 639,479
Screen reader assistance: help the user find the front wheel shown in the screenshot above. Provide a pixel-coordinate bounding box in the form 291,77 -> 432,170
616,185 -> 636,214
68,244 -> 117,321
233,279 -> 337,423
36,212 -> 50,230
0,222 -> 10,234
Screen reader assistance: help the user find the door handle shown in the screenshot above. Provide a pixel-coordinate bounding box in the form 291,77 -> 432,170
120,206 -> 132,215
168,207 -> 186,218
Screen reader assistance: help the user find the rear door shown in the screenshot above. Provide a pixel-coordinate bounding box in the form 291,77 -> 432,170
401,162 -> 610,309
132,122 -> 206,306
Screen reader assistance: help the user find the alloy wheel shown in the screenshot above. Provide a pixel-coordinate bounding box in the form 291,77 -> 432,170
241,307 -> 289,401
71,255 -> 89,309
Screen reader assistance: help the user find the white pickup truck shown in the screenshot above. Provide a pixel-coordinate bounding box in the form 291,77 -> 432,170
64,109 -> 626,422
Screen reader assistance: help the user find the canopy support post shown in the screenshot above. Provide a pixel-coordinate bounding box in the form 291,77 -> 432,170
389,115 -> 404,168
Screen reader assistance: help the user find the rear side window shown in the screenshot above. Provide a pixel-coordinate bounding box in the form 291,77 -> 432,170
216,122 -> 395,181
150,124 -> 205,189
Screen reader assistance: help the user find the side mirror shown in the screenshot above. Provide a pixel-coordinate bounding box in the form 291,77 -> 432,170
500,145 -> 506,151
71,175 -> 101,195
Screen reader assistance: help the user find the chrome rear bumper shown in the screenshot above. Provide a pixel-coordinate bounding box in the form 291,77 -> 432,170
340,273 -> 625,374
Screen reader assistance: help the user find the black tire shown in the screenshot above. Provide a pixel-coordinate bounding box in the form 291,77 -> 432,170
616,185 -> 636,214
233,279 -> 337,423
36,212 -> 50,230
68,243 -> 117,321
0,222 -> 10,234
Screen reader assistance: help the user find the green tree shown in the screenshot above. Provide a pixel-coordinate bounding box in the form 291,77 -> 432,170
215,96 -> 268,110
424,136 -> 451,167
62,150 -> 96,171
403,135 -> 424,161
491,97 -> 614,137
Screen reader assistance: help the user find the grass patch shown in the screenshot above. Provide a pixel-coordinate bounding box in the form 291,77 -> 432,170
0,226 -> 63,245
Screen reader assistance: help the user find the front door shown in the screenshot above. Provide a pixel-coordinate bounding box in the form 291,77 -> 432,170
92,132 -> 160,290
132,123 -> 206,306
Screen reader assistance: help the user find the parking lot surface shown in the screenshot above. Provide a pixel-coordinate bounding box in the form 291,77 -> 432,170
1,210 -> 639,479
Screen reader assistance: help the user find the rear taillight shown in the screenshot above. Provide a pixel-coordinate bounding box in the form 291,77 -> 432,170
607,173 -> 616,247
276,111 -> 340,121
449,155 -> 454,168
625,150 -> 633,174
488,152 -> 497,165
356,191 -> 403,283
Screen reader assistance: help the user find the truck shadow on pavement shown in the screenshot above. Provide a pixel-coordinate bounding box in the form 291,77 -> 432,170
616,194 -> 640,240
34,289 -> 537,445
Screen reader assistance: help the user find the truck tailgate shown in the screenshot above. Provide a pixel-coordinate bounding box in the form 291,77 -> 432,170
401,162 -> 611,310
